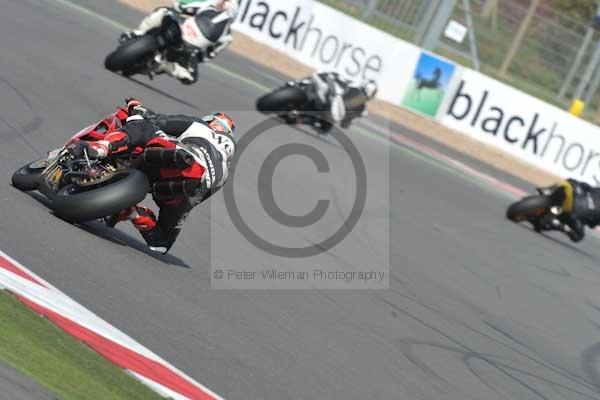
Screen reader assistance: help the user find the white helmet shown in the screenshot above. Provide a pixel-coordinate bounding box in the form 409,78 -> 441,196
175,0 -> 239,17
364,80 -> 378,100
174,0 -> 204,13
221,0 -> 240,17
204,112 -> 236,163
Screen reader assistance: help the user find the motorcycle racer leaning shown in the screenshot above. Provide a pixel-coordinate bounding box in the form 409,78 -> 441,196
69,99 -> 236,254
122,0 -> 239,84
535,178 -> 600,243
307,71 -> 378,130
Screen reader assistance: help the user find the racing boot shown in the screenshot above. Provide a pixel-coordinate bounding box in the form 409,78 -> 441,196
131,208 -> 172,254
154,49 -> 196,85
562,218 -> 585,243
130,206 -> 158,232
106,206 -> 154,229
139,227 -> 172,255
106,206 -> 170,254
105,206 -> 136,228
154,61 -> 194,85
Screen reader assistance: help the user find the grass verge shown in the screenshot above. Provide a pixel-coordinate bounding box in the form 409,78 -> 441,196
0,290 -> 162,400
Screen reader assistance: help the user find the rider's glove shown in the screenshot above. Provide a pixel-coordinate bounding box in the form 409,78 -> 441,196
125,98 -> 157,120
125,98 -> 142,110
119,31 -> 138,44
126,98 -> 146,116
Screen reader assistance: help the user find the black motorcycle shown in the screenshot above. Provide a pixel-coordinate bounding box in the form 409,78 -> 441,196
256,78 -> 368,133
506,184 -> 567,232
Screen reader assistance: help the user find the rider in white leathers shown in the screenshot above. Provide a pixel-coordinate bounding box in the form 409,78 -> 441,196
123,0 -> 239,84
307,71 -> 378,130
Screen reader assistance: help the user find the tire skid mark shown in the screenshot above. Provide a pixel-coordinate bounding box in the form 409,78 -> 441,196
376,296 -> 600,399
0,76 -> 43,156
0,77 -> 43,136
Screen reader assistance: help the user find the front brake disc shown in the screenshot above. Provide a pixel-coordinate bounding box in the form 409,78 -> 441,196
74,166 -> 116,187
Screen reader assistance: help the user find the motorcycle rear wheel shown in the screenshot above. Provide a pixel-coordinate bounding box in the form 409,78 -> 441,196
51,169 -> 149,223
506,195 -> 552,222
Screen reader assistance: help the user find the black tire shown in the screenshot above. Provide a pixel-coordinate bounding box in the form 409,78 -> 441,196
506,195 -> 552,222
51,169 -> 149,222
104,35 -> 161,73
256,86 -> 308,113
11,160 -> 47,191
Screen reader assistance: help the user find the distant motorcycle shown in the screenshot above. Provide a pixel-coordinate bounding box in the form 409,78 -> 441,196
104,8 -> 228,81
506,185 -> 566,232
256,78 -> 367,132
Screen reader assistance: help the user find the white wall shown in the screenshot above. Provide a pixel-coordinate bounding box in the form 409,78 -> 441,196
232,0 -> 600,185
233,0 -> 422,105
440,69 -> 600,185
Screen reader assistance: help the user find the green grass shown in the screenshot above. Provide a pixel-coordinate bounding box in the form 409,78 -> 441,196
0,291 -> 163,400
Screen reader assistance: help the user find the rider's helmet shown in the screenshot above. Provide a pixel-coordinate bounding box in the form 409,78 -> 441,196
174,0 -> 207,14
175,0 -> 239,16
363,80 -> 378,100
205,112 -> 235,136
220,0 -> 239,12
203,112 -> 236,161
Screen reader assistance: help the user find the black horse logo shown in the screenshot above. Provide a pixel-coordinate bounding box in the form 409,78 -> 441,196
413,67 -> 443,100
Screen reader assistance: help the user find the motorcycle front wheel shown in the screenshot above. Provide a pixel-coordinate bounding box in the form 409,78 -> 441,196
506,195 -> 552,222
51,169 -> 149,222
256,86 -> 309,113
11,159 -> 48,191
104,35 -> 161,73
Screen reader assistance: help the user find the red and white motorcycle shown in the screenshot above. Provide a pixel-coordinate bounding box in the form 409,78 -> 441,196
11,107 -> 201,223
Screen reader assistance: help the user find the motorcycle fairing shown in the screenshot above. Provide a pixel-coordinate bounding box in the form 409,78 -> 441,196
181,8 -> 228,48
65,107 -> 128,146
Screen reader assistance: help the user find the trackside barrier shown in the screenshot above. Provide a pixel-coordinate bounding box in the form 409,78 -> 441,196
233,0 -> 423,105
439,69 -> 600,186
232,0 -> 600,186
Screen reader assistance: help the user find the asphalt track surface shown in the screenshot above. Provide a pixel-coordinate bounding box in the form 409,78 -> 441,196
5,1 -> 600,399
0,361 -> 56,400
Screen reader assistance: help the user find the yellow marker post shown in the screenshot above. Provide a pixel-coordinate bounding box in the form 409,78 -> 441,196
570,99 -> 585,117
